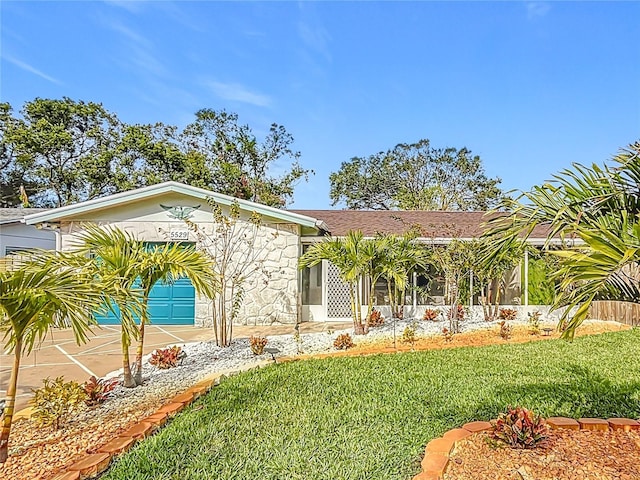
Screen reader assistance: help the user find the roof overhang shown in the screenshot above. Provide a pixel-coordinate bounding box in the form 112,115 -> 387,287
24,181 -> 325,231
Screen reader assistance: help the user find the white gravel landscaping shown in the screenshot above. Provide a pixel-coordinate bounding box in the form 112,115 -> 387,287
96,309 -> 568,416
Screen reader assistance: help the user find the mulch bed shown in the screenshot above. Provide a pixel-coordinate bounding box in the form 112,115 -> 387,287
444,428 -> 640,480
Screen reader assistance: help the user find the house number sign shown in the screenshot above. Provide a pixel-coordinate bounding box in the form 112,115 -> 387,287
169,229 -> 189,241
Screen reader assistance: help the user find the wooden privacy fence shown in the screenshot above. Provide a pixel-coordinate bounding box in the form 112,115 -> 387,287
589,301 -> 640,327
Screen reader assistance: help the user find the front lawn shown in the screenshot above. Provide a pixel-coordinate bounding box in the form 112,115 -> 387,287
104,329 -> 640,480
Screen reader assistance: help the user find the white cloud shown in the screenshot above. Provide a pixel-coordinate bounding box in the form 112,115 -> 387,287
203,80 -> 272,107
107,21 -> 151,47
526,1 -> 551,20
297,21 -> 332,63
103,0 -> 145,14
102,19 -> 166,77
2,55 -> 62,85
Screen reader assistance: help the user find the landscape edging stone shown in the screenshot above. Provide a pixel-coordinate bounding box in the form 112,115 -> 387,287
412,416 -> 640,480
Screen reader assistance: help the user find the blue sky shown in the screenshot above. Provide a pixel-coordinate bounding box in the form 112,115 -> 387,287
1,1 -> 639,209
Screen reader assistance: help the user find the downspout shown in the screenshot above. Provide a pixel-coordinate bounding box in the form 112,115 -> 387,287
55,229 -> 62,252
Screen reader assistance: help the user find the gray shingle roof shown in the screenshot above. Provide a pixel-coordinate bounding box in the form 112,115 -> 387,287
0,208 -> 50,224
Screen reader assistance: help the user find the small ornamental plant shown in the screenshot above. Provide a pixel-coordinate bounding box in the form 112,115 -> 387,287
83,375 -> 118,407
499,321 -> 513,340
150,345 -> 183,369
401,323 -> 418,347
422,308 -> 439,321
442,327 -> 454,342
499,308 -> 518,321
249,335 -> 268,355
333,333 -> 354,350
31,376 -> 86,430
450,304 -> 466,320
492,406 -> 548,449
528,311 -> 541,335
367,308 -> 384,327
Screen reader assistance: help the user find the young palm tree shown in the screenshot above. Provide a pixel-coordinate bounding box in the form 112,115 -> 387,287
0,253 -> 104,463
133,243 -> 216,385
65,225 -> 148,388
68,225 -> 217,387
484,142 -> 640,336
300,231 -> 373,334
377,233 -> 428,319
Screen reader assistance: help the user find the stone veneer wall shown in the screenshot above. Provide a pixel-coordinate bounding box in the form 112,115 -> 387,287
233,222 -> 300,326
59,220 -> 301,327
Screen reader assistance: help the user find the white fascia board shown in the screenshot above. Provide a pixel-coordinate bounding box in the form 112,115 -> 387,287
24,181 -> 322,229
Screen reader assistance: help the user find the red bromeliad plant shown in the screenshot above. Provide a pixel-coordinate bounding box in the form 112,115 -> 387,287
333,333 -> 354,350
498,308 -> 518,321
149,345 -> 183,369
492,406 -> 548,449
249,335 -> 268,355
422,308 -> 439,321
83,376 -> 118,406
367,308 -> 384,327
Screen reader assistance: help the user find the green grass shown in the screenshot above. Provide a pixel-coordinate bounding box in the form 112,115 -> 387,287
104,329 -> 640,480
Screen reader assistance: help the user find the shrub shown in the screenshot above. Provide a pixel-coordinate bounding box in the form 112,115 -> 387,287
150,345 -> 183,369
422,308 -> 439,321
492,406 -> 548,449
442,327 -> 454,342
449,304 -> 466,320
367,308 -> 384,327
499,321 -> 512,340
401,324 -> 417,347
333,333 -> 354,350
249,335 -> 268,355
83,375 -> 118,407
31,376 -> 86,430
499,308 -> 518,320
527,311 -> 541,335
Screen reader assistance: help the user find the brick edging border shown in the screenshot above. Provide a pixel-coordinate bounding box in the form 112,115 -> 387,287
38,356 -> 640,480
411,416 -> 640,480
48,362 -> 269,480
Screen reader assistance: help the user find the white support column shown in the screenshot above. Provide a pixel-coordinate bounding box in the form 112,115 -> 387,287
469,269 -> 474,307
413,271 -> 418,309
524,249 -> 529,306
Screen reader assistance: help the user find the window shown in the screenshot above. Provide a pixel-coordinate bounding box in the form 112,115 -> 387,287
301,246 -> 322,305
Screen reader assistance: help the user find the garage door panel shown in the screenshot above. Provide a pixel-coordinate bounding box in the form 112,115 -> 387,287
95,243 -> 196,325
172,303 -> 195,318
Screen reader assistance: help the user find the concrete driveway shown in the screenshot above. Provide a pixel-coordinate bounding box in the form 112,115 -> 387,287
1,322 -> 348,412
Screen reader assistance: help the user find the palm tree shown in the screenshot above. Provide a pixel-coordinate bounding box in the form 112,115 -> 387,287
472,239 -> 525,321
0,253 -> 105,463
483,142 -> 640,336
133,243 -> 216,385
67,225 -> 217,387
377,233 -> 428,320
63,225 -> 148,387
300,231 -> 373,334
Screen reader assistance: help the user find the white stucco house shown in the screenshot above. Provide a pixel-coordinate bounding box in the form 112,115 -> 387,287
0,208 -> 56,257
23,182 -> 554,327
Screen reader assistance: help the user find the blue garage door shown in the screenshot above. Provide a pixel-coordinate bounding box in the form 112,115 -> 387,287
94,244 -> 196,326
146,276 -> 195,325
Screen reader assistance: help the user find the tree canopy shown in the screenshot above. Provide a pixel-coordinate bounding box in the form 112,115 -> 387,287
0,98 -> 310,208
329,139 -> 505,211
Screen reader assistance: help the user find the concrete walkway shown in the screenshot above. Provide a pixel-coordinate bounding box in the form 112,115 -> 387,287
1,322 -> 350,412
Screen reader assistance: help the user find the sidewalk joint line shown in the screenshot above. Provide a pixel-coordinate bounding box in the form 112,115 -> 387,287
54,345 -> 97,377
155,326 -> 184,342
